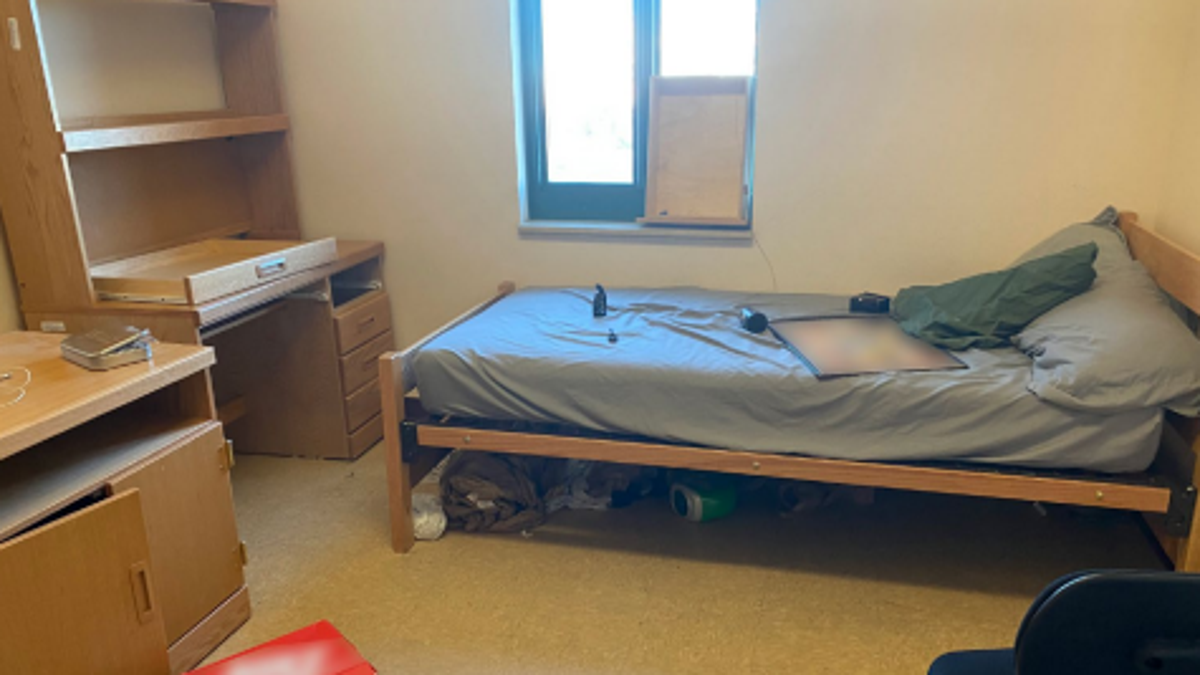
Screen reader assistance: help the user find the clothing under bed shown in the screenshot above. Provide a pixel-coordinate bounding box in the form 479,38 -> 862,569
413,287 -> 1162,474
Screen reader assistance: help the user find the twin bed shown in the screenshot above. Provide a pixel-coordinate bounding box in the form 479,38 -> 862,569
378,212 -> 1200,573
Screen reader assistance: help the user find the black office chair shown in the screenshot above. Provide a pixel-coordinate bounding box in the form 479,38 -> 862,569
929,570 -> 1200,675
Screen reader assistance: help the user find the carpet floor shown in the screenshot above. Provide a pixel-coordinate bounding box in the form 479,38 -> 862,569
203,446 -> 1164,674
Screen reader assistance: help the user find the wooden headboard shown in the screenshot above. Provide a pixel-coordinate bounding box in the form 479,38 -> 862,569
1119,212 -> 1200,570
1119,211 -> 1200,315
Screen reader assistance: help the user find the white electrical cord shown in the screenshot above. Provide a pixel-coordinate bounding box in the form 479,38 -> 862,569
753,232 -> 779,292
0,367 -> 31,409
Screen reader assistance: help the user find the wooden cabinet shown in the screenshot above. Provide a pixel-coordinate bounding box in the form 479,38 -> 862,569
109,423 -> 244,644
0,0 -> 306,314
0,490 -> 171,675
0,333 -> 248,673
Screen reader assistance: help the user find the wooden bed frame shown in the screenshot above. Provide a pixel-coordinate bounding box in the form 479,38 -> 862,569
378,212 -> 1200,573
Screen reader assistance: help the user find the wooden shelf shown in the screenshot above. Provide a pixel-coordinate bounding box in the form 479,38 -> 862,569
0,412 -> 214,540
60,112 -> 289,153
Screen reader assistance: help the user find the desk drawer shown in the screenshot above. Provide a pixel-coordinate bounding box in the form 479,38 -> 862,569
92,238 -> 338,305
333,291 -> 391,354
340,331 -> 394,394
345,379 -> 382,433
348,413 -> 384,458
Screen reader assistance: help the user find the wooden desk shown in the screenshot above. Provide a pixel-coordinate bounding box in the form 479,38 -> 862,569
25,241 -> 394,460
0,333 -> 248,674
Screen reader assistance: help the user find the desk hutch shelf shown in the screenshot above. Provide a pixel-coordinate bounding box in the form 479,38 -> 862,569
0,0 -> 393,454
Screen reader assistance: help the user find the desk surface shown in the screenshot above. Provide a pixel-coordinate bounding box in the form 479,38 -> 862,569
0,332 -> 214,460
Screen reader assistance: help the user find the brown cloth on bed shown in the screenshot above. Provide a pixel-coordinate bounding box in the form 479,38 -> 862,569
440,452 -> 546,533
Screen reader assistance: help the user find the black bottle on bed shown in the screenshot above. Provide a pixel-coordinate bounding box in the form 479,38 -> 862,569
594,284 -> 608,317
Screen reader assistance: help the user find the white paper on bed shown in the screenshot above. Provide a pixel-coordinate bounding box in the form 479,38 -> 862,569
770,317 -> 966,380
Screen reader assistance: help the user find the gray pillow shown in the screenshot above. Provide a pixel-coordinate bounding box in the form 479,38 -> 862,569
1012,206 -> 1131,275
1013,208 -> 1200,415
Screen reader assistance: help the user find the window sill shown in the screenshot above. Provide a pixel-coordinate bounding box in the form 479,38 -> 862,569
519,220 -> 753,244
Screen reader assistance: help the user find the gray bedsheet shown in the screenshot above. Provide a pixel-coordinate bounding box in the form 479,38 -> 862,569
414,287 -> 1162,473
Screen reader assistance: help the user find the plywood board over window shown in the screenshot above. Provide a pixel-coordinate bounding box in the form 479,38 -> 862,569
639,76 -> 752,227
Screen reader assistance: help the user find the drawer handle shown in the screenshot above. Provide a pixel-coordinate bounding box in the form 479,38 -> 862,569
129,561 -> 156,624
357,316 -> 377,329
256,258 -> 288,279
361,358 -> 377,371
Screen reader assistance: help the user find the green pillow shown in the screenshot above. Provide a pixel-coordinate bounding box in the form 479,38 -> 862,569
894,243 -> 1098,350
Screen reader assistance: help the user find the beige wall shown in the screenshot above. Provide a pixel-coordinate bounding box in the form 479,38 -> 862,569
277,0 -> 1196,344
1161,8 -> 1200,252
2,0 -> 1199,343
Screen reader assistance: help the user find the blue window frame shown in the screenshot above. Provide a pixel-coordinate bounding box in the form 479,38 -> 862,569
517,0 -> 757,222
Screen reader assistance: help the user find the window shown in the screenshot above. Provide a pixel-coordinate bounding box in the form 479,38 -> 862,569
517,0 -> 758,223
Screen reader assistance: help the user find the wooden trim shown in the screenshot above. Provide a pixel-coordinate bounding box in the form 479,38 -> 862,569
419,425 -> 1172,514
1119,211 -> 1200,315
167,585 -> 252,675
23,311 -> 201,345
61,113 -> 290,153
0,0 -> 95,309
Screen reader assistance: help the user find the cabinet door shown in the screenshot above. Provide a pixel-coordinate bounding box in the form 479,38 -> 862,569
0,490 -> 170,675
110,423 -> 244,644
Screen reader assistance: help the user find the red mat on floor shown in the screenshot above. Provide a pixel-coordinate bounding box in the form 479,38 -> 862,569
189,620 -> 375,675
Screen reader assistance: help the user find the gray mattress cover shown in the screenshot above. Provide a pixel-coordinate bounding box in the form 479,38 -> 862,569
414,288 -> 1162,473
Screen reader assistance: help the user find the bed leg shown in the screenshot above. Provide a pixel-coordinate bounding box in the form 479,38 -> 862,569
380,352 -> 415,554
1175,505 -> 1200,573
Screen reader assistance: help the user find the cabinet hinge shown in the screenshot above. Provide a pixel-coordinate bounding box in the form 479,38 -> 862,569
221,440 -> 236,471
238,541 -> 249,566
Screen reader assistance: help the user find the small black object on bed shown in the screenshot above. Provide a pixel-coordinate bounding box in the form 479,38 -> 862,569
740,307 -> 769,334
850,292 -> 890,314
593,284 -> 608,317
